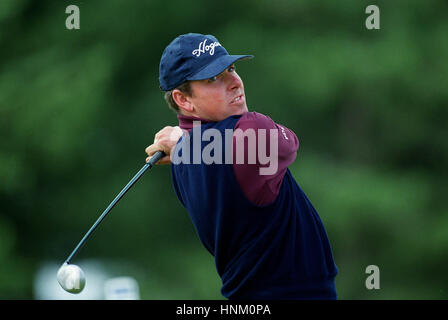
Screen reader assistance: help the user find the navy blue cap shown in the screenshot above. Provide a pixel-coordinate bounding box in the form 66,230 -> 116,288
159,33 -> 253,91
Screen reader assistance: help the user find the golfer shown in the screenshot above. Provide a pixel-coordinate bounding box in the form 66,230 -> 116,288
145,33 -> 338,299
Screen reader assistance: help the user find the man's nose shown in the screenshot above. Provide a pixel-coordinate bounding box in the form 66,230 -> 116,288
227,72 -> 242,90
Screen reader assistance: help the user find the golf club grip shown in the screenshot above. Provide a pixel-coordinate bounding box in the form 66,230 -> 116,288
65,150 -> 166,264
147,150 -> 166,167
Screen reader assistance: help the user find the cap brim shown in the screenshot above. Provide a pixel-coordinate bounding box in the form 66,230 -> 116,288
187,54 -> 253,81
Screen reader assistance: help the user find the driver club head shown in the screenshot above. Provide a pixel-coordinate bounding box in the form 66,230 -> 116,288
57,262 -> 86,294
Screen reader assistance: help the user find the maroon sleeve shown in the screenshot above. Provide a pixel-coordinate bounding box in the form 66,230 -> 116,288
232,112 -> 299,206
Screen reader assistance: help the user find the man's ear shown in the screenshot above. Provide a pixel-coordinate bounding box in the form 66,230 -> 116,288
172,89 -> 194,113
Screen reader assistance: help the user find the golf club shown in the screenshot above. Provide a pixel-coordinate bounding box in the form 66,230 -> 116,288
57,150 -> 166,294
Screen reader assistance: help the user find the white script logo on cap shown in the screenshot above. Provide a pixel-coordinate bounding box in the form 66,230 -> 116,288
192,39 -> 222,57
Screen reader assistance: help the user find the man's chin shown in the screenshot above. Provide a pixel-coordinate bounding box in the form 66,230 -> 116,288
234,104 -> 248,114
210,106 -> 248,121
227,107 -> 248,118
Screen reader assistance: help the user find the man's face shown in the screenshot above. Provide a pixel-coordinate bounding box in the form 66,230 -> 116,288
186,65 -> 248,121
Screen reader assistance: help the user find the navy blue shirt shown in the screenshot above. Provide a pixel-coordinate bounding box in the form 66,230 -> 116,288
171,114 -> 338,299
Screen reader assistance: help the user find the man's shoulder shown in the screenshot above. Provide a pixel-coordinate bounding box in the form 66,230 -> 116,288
203,111 -> 278,132
235,111 -> 276,130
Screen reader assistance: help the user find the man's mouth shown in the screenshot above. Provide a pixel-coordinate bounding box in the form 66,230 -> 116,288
230,95 -> 244,104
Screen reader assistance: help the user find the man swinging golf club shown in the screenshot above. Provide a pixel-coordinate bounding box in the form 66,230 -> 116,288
145,33 -> 338,299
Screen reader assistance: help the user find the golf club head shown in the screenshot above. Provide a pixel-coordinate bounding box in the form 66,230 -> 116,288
57,262 -> 86,294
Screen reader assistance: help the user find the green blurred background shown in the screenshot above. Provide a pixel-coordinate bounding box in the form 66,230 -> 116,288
1,0 -> 447,299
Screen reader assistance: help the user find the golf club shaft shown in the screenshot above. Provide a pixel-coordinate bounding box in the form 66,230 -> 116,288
65,150 -> 166,264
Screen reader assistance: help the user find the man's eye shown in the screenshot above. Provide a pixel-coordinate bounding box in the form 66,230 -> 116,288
208,76 -> 217,82
228,66 -> 235,72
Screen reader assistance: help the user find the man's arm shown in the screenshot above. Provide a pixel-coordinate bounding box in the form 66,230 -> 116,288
232,112 -> 299,206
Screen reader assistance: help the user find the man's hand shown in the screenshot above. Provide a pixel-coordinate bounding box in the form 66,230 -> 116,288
145,126 -> 184,165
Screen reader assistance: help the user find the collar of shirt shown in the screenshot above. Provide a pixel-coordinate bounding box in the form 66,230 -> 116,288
177,114 -> 212,131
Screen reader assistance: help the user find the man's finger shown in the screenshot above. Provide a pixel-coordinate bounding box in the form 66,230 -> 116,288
145,144 -> 160,157
146,155 -> 170,165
